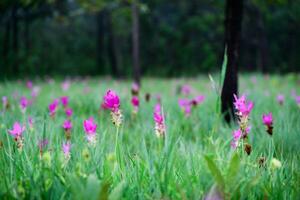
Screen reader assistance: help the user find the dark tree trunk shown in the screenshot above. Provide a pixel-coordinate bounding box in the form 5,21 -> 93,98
257,10 -> 269,73
3,16 -> 11,64
132,1 -> 141,85
106,11 -> 119,78
24,8 -> 31,54
12,4 -> 19,75
221,0 -> 244,123
96,10 -> 106,73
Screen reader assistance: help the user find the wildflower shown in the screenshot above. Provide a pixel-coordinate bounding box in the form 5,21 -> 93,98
153,104 -> 165,137
131,82 -> 140,95
231,94 -> 254,152
271,158 -> 282,169
131,96 -> 139,114
178,99 -> 192,116
61,80 -> 70,91
62,120 -> 72,140
49,99 -> 59,118
20,96 -> 29,113
295,96 -> 300,107
62,142 -> 71,160
65,107 -> 73,118
8,122 -> 25,151
191,95 -> 205,106
31,86 -> 40,98
244,143 -> 252,155
26,80 -> 33,89
83,117 -> 97,144
60,96 -> 69,107
181,84 -> 192,96
262,112 -> 273,135
102,90 -> 122,127
2,96 -> 9,110
276,94 -> 284,105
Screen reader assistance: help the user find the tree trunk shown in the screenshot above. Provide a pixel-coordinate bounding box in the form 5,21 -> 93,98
3,16 -> 11,64
96,10 -> 105,74
106,11 -> 119,78
24,7 -> 31,54
221,0 -> 244,123
12,4 -> 19,75
132,1 -> 141,85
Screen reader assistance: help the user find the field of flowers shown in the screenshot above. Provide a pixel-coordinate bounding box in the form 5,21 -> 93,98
0,74 -> 300,199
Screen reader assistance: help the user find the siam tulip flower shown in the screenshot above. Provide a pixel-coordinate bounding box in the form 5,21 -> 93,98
83,117 -> 97,144
26,80 -> 33,89
62,142 -> 71,160
2,96 -> 9,110
262,112 -> 273,135
153,104 -> 165,137
276,94 -> 284,105
31,86 -> 40,98
65,107 -> 73,118
178,99 -> 192,116
131,82 -> 140,95
131,96 -> 139,114
62,120 -> 72,140
20,96 -> 29,113
48,99 -> 59,118
102,90 -> 122,127
8,122 -> 25,151
61,80 -> 70,91
295,96 -> 300,107
61,96 -> 69,107
231,94 -> 254,154
181,84 -> 192,96
191,95 -> 205,106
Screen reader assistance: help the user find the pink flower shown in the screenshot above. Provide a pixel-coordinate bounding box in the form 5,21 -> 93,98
232,129 -> 242,141
83,117 -> 97,135
20,96 -> 29,110
62,142 -> 71,157
62,120 -> 72,131
191,95 -> 205,106
277,94 -> 284,105
178,98 -> 192,116
61,80 -> 70,91
233,94 -> 254,116
262,113 -> 273,127
131,96 -> 139,107
8,122 -> 25,139
26,80 -> 33,89
65,108 -> 73,117
2,96 -> 8,109
49,99 -> 59,117
102,90 -> 120,112
31,86 -> 40,98
181,84 -> 192,96
295,96 -> 300,105
131,82 -> 140,95
61,96 -> 69,107
153,103 -> 165,137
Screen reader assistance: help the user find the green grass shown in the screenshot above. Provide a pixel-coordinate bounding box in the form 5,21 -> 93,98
0,74 -> 300,199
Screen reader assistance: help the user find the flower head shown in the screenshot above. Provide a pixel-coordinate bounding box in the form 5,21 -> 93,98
31,86 -> 40,98
61,96 -> 69,107
62,142 -> 71,158
262,112 -> 273,127
28,116 -> 34,129
102,90 -> 120,112
131,96 -> 139,114
61,80 -> 70,91
153,104 -> 165,137
49,99 -> 59,117
295,96 -> 300,106
191,95 -> 205,106
131,82 -> 140,95
83,117 -> 97,136
2,96 -> 8,109
8,122 -> 25,139
62,120 -> 72,131
26,80 -> 33,89
20,96 -> 29,112
178,98 -> 192,116
277,94 -> 284,105
181,84 -> 192,96
65,107 -> 73,117
233,94 -> 254,116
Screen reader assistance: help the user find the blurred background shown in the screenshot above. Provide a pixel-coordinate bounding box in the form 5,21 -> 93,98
0,0 -> 299,79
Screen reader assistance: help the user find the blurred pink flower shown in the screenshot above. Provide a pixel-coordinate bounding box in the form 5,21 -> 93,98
191,95 -> 205,106
49,99 -> 59,117
62,120 -> 72,131
295,96 -> 300,106
20,96 -> 29,112
181,84 -> 192,96
61,80 -> 70,91
83,117 -> 97,143
2,96 -> 8,109
8,122 -> 25,139
62,142 -> 71,157
131,82 -> 140,95
131,96 -> 139,114
153,104 -> 165,137
61,96 -> 69,107
277,94 -> 284,105
102,90 -> 120,112
26,80 -> 33,89
262,113 -> 273,127
178,98 -> 192,116
65,107 -> 73,117
31,86 -> 40,98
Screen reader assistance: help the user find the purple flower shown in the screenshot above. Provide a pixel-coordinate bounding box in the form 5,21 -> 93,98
26,80 -> 33,89
49,99 -> 59,117
62,120 -> 72,131
102,90 -> 120,112
62,142 -> 71,157
181,84 -> 192,96
20,96 -> 29,112
8,122 -> 25,139
61,96 -> 69,107
65,107 -> 73,117
178,98 -> 192,116
233,94 -> 254,116
277,94 -> 284,105
262,113 -> 273,127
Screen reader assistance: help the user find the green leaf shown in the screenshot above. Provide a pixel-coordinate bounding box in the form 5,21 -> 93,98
204,155 -> 225,190
226,153 -> 240,185
109,181 -> 127,200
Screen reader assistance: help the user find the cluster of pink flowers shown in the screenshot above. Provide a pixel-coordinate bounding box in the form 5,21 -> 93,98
102,90 -> 122,127
231,94 -> 254,152
153,104 -> 165,137
262,112 -> 273,135
83,117 -> 98,144
178,95 -> 205,116
8,122 -> 25,151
